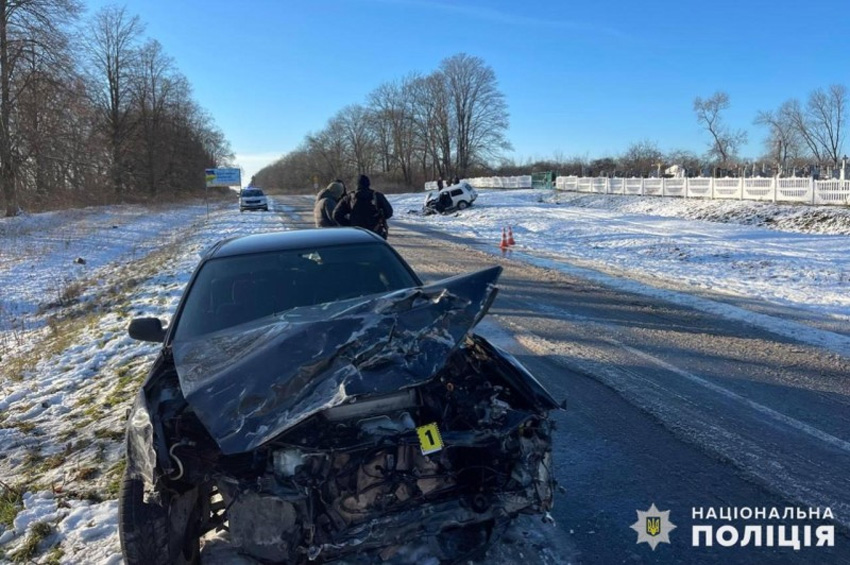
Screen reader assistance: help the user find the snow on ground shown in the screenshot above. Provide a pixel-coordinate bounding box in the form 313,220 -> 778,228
1,188 -> 849,563
391,190 -> 850,355
0,200 -> 288,563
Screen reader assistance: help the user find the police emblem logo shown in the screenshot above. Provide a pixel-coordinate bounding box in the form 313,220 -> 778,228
646,516 -> 661,536
631,503 -> 676,550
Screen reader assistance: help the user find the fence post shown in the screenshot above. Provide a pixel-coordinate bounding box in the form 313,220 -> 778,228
710,177 -> 715,200
739,177 -> 744,200
811,178 -> 816,205
772,177 -> 777,203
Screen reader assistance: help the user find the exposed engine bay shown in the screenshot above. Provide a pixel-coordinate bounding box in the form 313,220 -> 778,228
124,267 -> 560,563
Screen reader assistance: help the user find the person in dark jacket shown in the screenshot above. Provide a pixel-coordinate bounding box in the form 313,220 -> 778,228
332,174 -> 393,238
436,190 -> 453,213
314,181 -> 345,227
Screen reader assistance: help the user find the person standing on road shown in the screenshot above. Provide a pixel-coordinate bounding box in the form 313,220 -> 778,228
314,181 -> 345,227
332,174 -> 393,239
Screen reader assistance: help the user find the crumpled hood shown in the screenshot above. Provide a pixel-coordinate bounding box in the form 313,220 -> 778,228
172,266 -> 502,455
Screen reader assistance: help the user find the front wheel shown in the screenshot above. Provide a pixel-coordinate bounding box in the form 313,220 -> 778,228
457,200 -> 469,210
119,472 -> 202,565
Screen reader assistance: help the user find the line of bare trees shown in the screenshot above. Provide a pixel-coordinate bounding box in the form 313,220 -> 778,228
491,143 -> 704,180
520,85 -> 848,180
753,85 -> 846,175
0,1 -> 232,216
253,53 -> 511,193
693,86 -> 846,177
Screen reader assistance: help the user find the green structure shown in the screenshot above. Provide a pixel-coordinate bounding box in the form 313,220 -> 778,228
531,171 -> 555,189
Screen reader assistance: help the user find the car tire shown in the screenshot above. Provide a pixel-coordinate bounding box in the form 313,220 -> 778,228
119,471 -> 201,565
457,201 -> 469,210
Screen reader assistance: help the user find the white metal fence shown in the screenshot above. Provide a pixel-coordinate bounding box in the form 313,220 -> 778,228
555,176 -> 850,206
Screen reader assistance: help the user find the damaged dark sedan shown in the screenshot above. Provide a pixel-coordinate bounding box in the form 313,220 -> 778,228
119,227 -> 560,564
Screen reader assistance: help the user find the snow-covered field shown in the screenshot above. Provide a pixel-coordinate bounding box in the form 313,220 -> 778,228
395,190 -> 850,319
394,190 -> 850,355
1,189 -> 849,563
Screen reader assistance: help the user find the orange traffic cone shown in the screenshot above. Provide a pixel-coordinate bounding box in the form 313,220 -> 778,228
499,227 -> 509,250
507,226 -> 515,246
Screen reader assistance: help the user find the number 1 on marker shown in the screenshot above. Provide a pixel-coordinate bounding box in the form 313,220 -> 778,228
416,422 -> 444,455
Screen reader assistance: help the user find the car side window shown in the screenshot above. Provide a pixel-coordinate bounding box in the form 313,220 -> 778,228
450,189 -> 463,196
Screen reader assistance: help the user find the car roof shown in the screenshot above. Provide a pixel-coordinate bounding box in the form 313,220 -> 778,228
206,227 -> 384,259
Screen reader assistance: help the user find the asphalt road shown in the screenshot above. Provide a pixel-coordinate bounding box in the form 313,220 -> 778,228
274,196 -> 850,564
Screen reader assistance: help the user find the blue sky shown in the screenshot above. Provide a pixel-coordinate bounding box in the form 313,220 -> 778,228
84,0 -> 849,184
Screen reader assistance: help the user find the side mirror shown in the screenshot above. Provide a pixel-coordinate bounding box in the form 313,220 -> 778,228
128,317 -> 167,342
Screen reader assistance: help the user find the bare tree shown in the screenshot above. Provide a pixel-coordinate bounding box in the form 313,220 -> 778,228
0,2 -> 232,212
367,105 -> 393,175
252,146 -> 323,192
82,5 -> 143,196
189,102 -> 232,168
409,72 -> 453,180
17,59 -> 76,199
588,157 -> 615,176
693,91 -> 747,167
368,77 -> 417,185
306,116 -> 348,181
0,0 -> 81,215
806,84 -> 846,166
253,53 -> 510,190
665,148 -> 703,177
408,75 -> 441,181
440,53 -> 510,176
754,100 -> 803,174
131,39 -> 176,194
429,72 -> 453,179
783,98 -> 823,165
336,104 -> 375,175
156,94 -> 230,192
619,139 -> 664,177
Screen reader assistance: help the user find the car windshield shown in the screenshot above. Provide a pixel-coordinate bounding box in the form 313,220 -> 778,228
241,189 -> 264,197
173,243 -> 420,341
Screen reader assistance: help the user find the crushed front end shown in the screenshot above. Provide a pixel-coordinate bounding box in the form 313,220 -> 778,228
126,267 -> 561,563
211,334 -> 557,562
